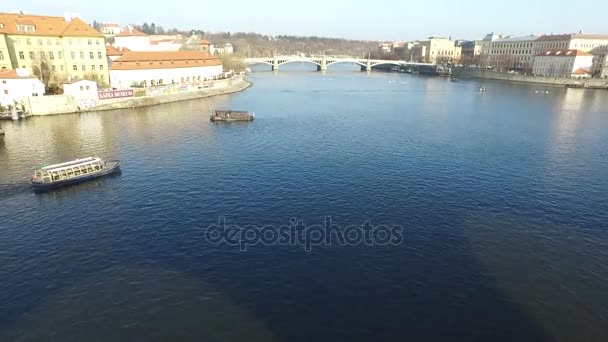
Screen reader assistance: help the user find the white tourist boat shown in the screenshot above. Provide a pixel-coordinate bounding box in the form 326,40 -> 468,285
31,157 -> 120,192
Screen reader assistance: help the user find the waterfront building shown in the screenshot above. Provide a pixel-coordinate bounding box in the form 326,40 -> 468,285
460,40 -> 483,65
483,35 -> 538,71
0,12 -> 109,85
591,49 -> 608,78
109,51 -> 222,89
100,23 -> 122,36
61,79 -> 98,99
0,68 -> 44,107
211,43 -> 234,55
410,37 -> 461,64
532,49 -> 593,78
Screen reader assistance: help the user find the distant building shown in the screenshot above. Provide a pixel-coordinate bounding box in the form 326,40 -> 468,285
199,39 -> 211,53
100,23 -> 122,36
378,43 -> 392,54
460,40 -> 483,65
109,51 -> 223,89
532,49 -> 593,78
62,79 -> 98,99
482,32 -> 608,71
0,68 -> 44,107
0,12 -> 110,84
114,27 -> 150,51
410,37 -> 461,64
591,48 -> 608,78
212,43 -> 233,55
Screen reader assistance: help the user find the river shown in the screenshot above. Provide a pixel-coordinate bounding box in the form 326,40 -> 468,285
0,63 -> 607,341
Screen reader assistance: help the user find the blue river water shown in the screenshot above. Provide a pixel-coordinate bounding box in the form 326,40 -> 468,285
1,63 -> 607,341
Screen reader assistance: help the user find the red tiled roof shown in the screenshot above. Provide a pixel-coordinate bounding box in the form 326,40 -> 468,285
110,51 -> 221,70
115,27 -> 148,37
0,69 -> 36,79
0,12 -> 103,37
537,49 -> 592,57
572,68 -> 591,75
106,45 -> 130,56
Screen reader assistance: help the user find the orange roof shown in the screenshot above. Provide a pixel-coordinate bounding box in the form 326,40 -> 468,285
537,49 -> 592,57
105,45 -> 130,56
110,51 -> 221,70
115,27 -> 148,37
199,39 -> 211,45
572,68 -> 591,75
0,69 -> 36,79
0,12 -> 103,37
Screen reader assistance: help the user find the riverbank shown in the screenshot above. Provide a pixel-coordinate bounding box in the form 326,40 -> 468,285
87,76 -> 252,113
26,76 -> 252,116
452,67 -> 608,89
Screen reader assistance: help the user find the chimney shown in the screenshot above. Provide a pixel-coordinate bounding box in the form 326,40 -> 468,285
64,12 -> 72,22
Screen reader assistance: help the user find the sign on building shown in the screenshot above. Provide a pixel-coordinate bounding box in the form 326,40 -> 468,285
98,89 -> 134,100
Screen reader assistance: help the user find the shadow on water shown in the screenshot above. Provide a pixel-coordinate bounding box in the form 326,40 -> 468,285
0,181 -> 32,199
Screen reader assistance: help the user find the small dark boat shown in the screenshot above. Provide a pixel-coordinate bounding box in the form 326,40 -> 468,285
210,110 -> 254,122
31,157 -> 120,192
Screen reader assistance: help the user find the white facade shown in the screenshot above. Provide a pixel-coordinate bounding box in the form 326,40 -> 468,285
114,35 -> 151,51
110,65 -> 223,89
532,50 -> 593,77
101,23 -> 122,36
62,80 -> 98,99
0,69 -> 45,107
148,41 -> 182,51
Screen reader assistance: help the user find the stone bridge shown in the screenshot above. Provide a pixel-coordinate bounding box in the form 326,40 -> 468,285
244,56 -> 433,71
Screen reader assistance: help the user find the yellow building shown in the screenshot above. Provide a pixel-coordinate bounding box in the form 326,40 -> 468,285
410,37 -> 461,64
0,12 -> 109,86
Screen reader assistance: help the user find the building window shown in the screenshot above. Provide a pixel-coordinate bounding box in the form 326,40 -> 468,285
3,90 -> 7,95
82,65 -> 86,71
99,64 -> 104,70
80,86 -> 84,91
73,65 -> 77,71
60,65 -> 64,71
97,51 -> 102,59
39,51 -> 45,59
71,52 -> 75,59
91,65 -> 96,70
26,38 -> 31,45
46,39 -> 51,46
96,40 -> 100,46
86,85 -> 90,90
69,39 -> 73,45
17,24 -> 35,32
88,39 -> 92,45
49,51 -> 55,60
38,39 -> 43,46
58,51 -> 63,59
52,65 -> 56,71
29,51 -> 34,59
89,51 -> 94,59
0,51 -> 3,60
80,51 -> 84,59
19,51 -> 25,60
56,39 -> 60,46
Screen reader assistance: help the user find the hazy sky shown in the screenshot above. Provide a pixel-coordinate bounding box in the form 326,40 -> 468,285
9,0 -> 608,41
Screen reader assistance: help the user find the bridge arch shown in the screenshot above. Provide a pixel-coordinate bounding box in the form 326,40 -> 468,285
246,60 -> 274,67
371,61 -> 403,67
277,59 -> 322,67
326,59 -> 367,68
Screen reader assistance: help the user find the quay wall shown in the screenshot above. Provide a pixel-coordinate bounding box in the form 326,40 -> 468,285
28,76 -> 252,116
452,68 -> 608,89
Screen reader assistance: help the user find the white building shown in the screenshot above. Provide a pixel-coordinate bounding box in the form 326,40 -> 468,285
0,68 -> 45,107
109,51 -> 223,89
211,43 -> 234,55
114,27 -> 151,51
101,23 -> 122,36
532,49 -> 593,78
62,79 -> 98,98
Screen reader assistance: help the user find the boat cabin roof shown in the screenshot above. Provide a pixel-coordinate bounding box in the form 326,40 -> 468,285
40,157 -> 103,173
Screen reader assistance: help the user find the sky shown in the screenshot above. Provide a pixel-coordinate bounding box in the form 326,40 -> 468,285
8,0 -> 608,41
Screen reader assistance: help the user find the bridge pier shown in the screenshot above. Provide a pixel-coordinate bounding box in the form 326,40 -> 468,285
272,57 -> 279,71
317,57 -> 327,71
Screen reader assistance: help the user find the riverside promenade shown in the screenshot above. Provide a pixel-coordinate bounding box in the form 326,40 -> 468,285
26,76 -> 252,116
452,67 -> 608,89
